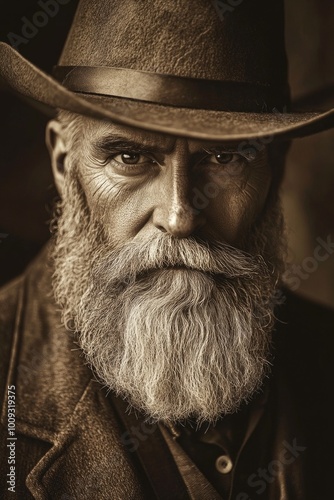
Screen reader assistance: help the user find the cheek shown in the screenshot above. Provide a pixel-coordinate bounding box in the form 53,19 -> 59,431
205,164 -> 272,244
78,166 -> 152,244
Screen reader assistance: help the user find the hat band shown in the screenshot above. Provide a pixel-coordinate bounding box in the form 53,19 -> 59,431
53,66 -> 288,112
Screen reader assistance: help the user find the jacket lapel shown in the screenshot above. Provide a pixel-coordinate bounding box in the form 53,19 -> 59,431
26,380 -> 146,499
3,246 -> 147,499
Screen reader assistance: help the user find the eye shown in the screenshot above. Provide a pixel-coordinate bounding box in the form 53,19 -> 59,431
200,151 -> 248,171
107,151 -> 158,176
210,152 -> 242,165
112,152 -> 152,165
196,149 -> 250,180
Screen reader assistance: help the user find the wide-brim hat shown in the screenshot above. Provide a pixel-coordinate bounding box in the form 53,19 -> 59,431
0,0 -> 333,141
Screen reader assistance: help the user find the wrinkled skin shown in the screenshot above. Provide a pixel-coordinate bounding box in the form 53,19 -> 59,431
47,117 -> 272,249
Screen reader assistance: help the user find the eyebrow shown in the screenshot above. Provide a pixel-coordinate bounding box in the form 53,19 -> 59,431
92,135 -> 174,156
91,134 -> 263,161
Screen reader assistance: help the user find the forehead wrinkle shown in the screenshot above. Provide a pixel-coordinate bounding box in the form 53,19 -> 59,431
82,117 -> 256,158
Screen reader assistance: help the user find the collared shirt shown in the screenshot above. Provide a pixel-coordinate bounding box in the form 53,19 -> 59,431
160,388 -> 268,499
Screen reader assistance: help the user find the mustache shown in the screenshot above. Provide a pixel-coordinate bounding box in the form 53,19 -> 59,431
91,233 -> 267,285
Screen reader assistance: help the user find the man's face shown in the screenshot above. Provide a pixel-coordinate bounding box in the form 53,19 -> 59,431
60,118 -> 272,249
48,114 -> 284,424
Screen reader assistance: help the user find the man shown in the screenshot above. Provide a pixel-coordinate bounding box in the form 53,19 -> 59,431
0,0 -> 333,498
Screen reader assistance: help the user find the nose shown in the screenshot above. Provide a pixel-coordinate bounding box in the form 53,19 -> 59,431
165,198 -> 203,238
153,153 -> 206,238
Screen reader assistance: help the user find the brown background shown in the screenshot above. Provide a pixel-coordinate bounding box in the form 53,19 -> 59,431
284,0 -> 334,308
0,0 -> 333,307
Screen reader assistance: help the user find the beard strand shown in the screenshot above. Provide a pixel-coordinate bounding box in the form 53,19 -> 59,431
51,167 -> 285,424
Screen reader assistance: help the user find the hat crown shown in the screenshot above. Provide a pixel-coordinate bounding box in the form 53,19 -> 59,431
59,0 -> 288,89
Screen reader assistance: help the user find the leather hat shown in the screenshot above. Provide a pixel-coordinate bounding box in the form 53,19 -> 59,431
0,0 -> 333,140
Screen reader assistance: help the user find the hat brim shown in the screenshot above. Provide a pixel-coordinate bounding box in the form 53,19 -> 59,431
1,42 -> 333,141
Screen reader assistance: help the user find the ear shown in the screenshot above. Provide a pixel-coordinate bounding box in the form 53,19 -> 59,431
45,120 -> 68,198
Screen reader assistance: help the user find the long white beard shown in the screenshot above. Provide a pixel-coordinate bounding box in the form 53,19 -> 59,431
52,170 -> 284,424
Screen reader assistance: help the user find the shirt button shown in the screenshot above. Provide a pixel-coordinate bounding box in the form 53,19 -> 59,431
215,454 -> 233,474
